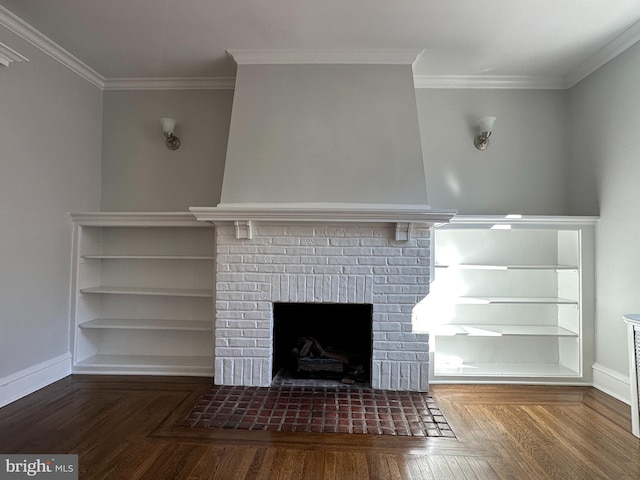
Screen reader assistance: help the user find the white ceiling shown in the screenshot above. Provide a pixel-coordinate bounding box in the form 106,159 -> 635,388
1,0 -> 640,84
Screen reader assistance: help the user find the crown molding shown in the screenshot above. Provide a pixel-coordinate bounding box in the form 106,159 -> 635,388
565,19 -> 640,88
0,41 -> 28,66
104,73 -> 568,91
0,5 -> 104,88
414,74 -> 568,90
103,76 -> 235,90
227,49 -> 424,66
2,1 -> 639,93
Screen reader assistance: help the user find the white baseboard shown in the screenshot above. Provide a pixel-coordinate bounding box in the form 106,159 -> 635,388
0,353 -> 72,408
0,356 -> 632,408
592,363 -> 631,404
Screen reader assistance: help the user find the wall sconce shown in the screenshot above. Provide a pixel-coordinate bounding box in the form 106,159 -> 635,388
474,116 -> 496,150
161,117 -> 181,150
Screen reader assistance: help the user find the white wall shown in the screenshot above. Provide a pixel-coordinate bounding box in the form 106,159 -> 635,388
0,28 -> 102,389
101,90 -> 233,211
568,41 -> 640,390
416,89 -> 570,214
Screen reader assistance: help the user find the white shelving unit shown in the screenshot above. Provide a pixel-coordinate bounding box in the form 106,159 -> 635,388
69,212 -> 215,376
414,215 -> 598,384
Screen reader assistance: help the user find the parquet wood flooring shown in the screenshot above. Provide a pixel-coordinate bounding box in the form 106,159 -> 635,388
1,376 -> 639,479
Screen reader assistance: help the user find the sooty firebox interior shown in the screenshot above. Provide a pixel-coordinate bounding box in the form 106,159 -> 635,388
272,303 -> 373,385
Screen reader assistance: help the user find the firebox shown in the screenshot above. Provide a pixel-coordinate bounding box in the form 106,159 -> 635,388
272,302 -> 373,385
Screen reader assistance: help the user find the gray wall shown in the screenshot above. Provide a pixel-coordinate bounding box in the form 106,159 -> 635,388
568,41 -> 640,378
100,83 -> 571,215
221,64 -> 429,205
0,27 -> 102,378
416,89 -> 570,214
101,90 -> 233,211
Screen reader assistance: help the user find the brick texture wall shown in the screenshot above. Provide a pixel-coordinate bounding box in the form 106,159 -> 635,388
214,223 -> 432,391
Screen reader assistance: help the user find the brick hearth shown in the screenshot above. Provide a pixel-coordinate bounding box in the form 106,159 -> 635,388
182,384 -> 454,437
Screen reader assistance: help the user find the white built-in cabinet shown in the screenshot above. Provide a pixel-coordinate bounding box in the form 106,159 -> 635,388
415,215 -> 598,384
69,213 -> 214,376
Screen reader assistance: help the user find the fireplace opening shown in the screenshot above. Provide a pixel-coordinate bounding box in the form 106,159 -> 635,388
272,302 -> 373,385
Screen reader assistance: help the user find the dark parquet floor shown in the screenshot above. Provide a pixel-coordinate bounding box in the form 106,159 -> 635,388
1,375 -> 639,479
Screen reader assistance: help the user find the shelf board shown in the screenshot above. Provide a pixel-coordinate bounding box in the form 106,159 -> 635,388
434,362 -> 580,377
82,255 -> 214,260
73,354 -> 213,375
80,318 -> 212,331
80,286 -> 213,297
70,212 -> 210,227
435,264 -> 577,270
450,296 -> 578,305
441,214 -> 599,229
426,324 -> 578,337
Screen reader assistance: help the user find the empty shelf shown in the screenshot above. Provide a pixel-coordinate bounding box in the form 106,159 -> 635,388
435,264 -> 577,270
451,296 -> 578,305
82,255 -> 214,260
73,354 -> 213,375
80,286 -> 213,297
433,362 -> 580,377
80,318 -> 212,331
427,324 -> 578,337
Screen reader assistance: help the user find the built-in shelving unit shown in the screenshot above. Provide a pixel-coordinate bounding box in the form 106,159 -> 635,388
414,215 -> 598,384
69,212 -> 215,376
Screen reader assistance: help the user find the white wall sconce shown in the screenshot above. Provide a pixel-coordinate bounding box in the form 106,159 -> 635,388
161,117 -> 181,150
474,116 -> 496,150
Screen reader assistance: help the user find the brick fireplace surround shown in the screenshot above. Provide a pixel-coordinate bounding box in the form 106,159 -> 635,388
191,205 -> 455,392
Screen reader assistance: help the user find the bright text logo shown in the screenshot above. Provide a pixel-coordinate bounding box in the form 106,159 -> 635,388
0,456 -> 77,479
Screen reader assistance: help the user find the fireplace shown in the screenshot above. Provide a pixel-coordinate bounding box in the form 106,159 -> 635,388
272,302 -> 374,384
188,51 -> 456,391
191,207 -> 456,393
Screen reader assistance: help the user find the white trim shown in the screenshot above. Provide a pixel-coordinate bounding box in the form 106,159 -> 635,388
70,211 -> 207,227
0,4 -> 104,88
0,353 -> 72,408
191,203 -> 456,224
227,49 -> 424,66
566,19 -> 640,87
592,362 -> 631,404
623,316 -> 640,436
104,76 -> 235,90
414,74 -> 568,90
444,214 -> 599,229
0,41 -> 28,66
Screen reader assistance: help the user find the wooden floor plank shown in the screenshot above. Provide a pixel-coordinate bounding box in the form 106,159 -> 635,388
1,376 -> 640,479
184,446 -> 227,480
404,454 -> 437,480
325,451 -> 368,480
243,448 -> 276,480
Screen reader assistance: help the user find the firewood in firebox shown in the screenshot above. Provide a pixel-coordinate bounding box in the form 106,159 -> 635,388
309,337 -> 350,364
299,338 -> 313,357
293,336 -> 351,373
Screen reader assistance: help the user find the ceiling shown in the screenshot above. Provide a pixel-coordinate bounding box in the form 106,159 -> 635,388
1,0 -> 640,84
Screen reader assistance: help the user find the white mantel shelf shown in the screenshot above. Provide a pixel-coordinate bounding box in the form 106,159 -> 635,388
190,203 -> 455,223
189,204 -> 456,240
